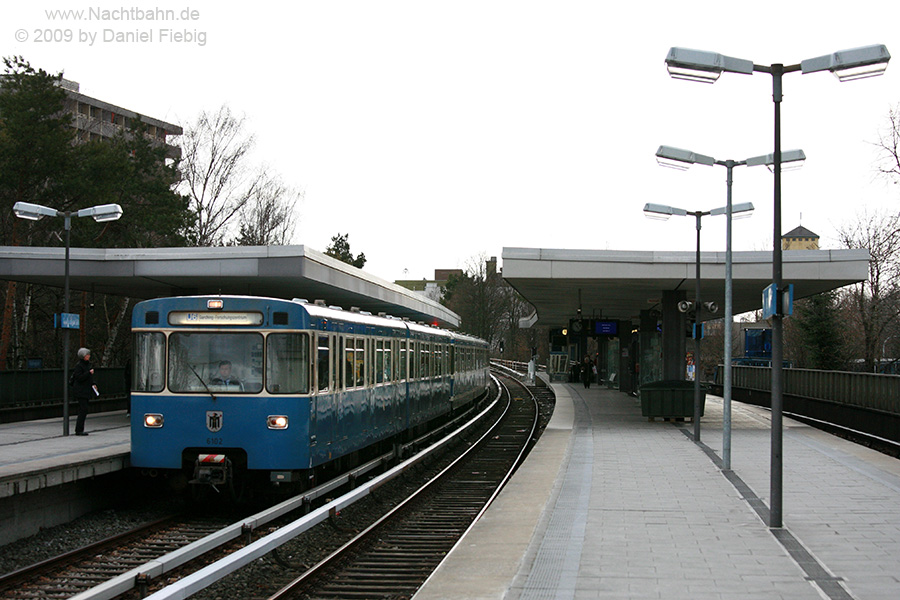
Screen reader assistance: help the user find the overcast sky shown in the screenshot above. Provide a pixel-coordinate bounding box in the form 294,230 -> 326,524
5,1 -> 900,283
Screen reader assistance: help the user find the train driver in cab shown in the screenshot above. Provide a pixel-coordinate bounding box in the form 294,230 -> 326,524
211,360 -> 244,390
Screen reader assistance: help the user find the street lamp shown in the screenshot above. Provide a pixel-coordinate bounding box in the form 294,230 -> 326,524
643,200 -> 754,444
655,146 -> 804,471
665,43 -> 890,528
13,202 -> 123,436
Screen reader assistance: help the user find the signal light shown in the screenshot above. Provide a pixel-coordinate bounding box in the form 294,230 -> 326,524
144,413 -> 164,428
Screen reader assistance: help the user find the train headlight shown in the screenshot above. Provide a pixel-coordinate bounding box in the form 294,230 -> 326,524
267,415 -> 289,430
144,413 -> 164,428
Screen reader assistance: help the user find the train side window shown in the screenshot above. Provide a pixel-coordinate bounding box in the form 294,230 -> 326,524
384,340 -> 392,383
266,332 -> 310,394
433,343 -> 437,377
432,343 -> 438,377
417,341 -> 423,379
450,345 -> 455,375
433,344 -> 439,377
355,338 -> 365,387
366,338 -> 373,386
317,335 -> 330,393
337,336 -> 345,390
399,340 -> 407,381
133,332 -> 165,392
419,341 -> 425,379
344,337 -> 354,389
392,339 -> 399,382
375,340 -> 384,384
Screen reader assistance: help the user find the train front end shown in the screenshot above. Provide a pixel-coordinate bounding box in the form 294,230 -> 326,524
130,296 -> 315,495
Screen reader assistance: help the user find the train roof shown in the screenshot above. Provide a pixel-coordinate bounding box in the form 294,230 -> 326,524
135,295 -> 486,345
298,299 -> 409,331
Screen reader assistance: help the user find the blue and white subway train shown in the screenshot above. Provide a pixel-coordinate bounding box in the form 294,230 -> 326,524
130,295 -> 490,495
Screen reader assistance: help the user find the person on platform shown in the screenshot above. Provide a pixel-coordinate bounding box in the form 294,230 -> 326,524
581,354 -> 594,389
71,347 -> 97,436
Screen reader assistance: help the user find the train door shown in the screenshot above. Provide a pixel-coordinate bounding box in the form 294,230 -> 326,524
449,344 -> 456,402
372,337 -> 382,436
398,338 -> 409,432
409,339 -> 419,427
334,335 -> 346,452
312,333 -> 334,463
420,340 -> 432,422
367,337 -> 376,436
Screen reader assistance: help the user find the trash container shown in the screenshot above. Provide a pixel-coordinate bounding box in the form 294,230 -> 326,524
640,380 -> 705,419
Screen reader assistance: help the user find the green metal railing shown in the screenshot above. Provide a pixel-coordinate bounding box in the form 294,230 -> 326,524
0,367 -> 127,408
716,365 -> 900,415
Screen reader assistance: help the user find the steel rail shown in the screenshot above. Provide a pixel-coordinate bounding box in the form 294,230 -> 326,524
52,389 -> 490,600
136,378 -> 503,600
266,374 -> 538,599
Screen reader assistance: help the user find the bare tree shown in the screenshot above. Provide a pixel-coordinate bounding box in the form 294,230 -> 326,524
874,103 -> 900,184
836,209 -> 900,370
235,173 -> 302,246
442,254 -> 516,353
177,105 -> 265,246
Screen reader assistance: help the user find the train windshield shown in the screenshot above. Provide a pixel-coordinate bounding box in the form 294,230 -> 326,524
168,332 -> 264,393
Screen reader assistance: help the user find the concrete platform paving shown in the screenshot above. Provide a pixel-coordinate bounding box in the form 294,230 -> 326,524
0,411 -> 131,498
415,383 -> 900,600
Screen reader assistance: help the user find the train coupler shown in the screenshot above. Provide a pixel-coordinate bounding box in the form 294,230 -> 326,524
190,453 -> 231,487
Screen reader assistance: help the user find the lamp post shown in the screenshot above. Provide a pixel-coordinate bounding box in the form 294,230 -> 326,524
664,43 -> 890,528
13,202 -> 123,436
643,201 -> 754,443
655,145 -> 804,471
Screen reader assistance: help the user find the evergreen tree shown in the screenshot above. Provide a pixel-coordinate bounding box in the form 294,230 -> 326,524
325,233 -> 366,268
792,291 -> 847,370
65,119 -> 192,248
0,56 -> 73,246
0,56 -> 192,367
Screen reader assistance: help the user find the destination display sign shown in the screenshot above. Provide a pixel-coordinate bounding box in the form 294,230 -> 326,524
168,311 -> 264,326
57,312 -> 80,330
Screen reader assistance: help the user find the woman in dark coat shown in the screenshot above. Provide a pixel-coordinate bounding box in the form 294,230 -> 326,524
581,354 -> 594,389
71,347 -> 96,436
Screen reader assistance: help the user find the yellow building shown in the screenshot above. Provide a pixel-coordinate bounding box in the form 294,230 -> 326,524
782,225 -> 819,250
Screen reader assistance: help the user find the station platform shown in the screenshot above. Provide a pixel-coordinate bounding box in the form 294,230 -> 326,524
0,411 -> 131,499
415,383 -> 900,600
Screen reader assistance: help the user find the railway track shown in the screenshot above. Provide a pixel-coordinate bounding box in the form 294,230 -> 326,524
0,515 -> 233,599
0,375 -> 551,600
0,376 -> 541,600
263,373 -> 540,600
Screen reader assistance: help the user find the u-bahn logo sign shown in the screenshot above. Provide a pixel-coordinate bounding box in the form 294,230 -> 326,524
206,411 -> 223,432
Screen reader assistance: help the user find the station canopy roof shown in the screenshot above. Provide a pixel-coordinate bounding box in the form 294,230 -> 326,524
0,245 -> 460,328
501,247 -> 870,329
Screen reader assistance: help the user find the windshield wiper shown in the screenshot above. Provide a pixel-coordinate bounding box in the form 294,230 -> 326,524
188,363 -> 216,401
